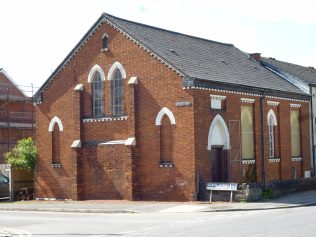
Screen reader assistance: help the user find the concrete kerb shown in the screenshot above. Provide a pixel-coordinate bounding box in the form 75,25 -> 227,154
0,202 -> 315,214
0,207 -> 139,214
203,202 -> 316,213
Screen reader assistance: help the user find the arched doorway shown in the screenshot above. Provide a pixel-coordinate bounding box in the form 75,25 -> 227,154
208,115 -> 230,182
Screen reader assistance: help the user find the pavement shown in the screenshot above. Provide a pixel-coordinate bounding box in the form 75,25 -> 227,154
0,190 -> 315,214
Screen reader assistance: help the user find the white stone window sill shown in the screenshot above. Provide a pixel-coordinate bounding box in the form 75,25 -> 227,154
51,164 -> 62,168
83,116 -> 128,123
292,157 -> 302,162
159,162 -> 173,168
101,48 -> 108,52
269,158 -> 280,163
242,159 -> 256,165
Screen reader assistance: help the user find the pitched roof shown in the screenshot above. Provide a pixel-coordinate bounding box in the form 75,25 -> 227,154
261,57 -> 316,86
0,68 -> 29,101
35,13 -> 308,99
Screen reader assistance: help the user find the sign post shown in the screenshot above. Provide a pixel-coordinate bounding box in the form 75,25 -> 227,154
206,182 -> 238,203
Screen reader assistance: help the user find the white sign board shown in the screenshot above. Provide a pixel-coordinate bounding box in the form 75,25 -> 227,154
206,182 -> 238,191
211,99 -> 221,109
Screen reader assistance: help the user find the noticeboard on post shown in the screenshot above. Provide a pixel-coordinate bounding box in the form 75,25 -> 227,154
206,182 -> 238,191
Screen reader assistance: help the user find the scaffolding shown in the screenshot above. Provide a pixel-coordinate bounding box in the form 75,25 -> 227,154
0,82 -> 37,163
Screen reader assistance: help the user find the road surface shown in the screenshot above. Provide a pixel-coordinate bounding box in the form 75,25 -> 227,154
0,205 -> 315,236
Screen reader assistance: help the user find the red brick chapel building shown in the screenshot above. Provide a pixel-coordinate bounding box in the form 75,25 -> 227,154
34,13 -> 312,201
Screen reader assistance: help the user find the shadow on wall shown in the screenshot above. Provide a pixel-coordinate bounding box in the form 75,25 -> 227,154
35,162 -> 72,200
78,144 -> 130,200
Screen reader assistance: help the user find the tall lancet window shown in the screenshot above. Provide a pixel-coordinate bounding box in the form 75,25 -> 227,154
112,69 -> 124,116
92,72 -> 103,117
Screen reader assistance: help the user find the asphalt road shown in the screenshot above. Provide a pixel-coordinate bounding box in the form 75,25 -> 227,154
0,206 -> 315,236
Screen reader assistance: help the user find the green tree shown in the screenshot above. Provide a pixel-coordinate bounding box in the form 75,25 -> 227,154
4,137 -> 37,170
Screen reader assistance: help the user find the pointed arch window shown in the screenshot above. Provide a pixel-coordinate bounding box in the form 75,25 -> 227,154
155,107 -> 176,167
108,62 -> 126,116
52,123 -> 61,164
48,116 -> 63,166
101,33 -> 109,51
241,105 -> 254,159
92,72 -> 103,117
111,69 -> 124,116
88,65 -> 105,117
290,110 -> 301,157
267,110 -> 277,158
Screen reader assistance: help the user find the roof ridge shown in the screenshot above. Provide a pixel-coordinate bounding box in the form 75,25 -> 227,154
102,12 -> 234,47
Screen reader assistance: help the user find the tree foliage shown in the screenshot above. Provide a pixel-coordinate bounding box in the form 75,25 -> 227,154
4,137 -> 37,170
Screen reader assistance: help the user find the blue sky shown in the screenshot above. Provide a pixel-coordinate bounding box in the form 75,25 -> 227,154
0,0 -> 315,94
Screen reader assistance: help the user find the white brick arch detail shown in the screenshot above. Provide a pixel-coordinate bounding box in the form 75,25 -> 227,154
107,62 -> 126,80
208,114 -> 230,150
48,116 -> 64,132
88,64 -> 106,83
267,109 -> 277,126
155,107 -> 176,126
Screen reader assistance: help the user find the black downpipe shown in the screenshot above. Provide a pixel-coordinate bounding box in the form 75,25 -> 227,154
310,86 -> 315,176
260,93 -> 266,190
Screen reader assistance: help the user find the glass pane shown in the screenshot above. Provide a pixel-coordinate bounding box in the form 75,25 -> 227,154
241,132 -> 254,159
241,106 -> 254,159
290,110 -> 300,156
103,37 -> 108,48
114,69 -> 122,79
291,133 -> 301,157
241,106 -> 253,133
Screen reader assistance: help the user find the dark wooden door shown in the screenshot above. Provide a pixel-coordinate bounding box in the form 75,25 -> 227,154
212,148 -> 223,182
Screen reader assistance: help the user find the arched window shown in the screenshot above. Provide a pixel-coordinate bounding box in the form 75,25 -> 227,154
52,123 -> 61,164
155,107 -> 176,167
108,62 -> 126,116
241,105 -> 254,159
48,116 -> 63,165
102,33 -> 109,50
111,69 -> 124,116
267,109 -> 277,158
92,72 -> 103,117
160,115 -> 173,163
88,65 -> 105,117
290,110 -> 301,157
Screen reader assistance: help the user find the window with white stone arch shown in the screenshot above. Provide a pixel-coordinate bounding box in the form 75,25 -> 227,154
108,62 -> 126,116
267,109 -> 277,158
92,72 -> 103,117
155,107 -> 176,167
88,65 -> 105,117
102,33 -> 109,50
48,116 -> 63,165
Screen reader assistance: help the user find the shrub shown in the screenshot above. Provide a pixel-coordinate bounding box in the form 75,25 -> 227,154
4,137 -> 37,170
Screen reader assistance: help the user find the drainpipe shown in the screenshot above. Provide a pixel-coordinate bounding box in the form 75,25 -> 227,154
260,92 -> 266,190
310,85 -> 315,176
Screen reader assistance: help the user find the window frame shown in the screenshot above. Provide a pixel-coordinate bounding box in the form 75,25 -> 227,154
111,69 -> 124,116
92,72 -> 103,117
290,110 -> 301,157
101,33 -> 109,52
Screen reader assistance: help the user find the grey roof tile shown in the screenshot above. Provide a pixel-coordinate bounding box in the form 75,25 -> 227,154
35,13 -> 308,98
261,57 -> 316,85
105,13 -> 306,94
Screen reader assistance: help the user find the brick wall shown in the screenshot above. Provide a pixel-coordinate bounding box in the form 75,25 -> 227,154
78,145 -> 133,200
35,20 -> 196,201
193,89 -> 311,200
